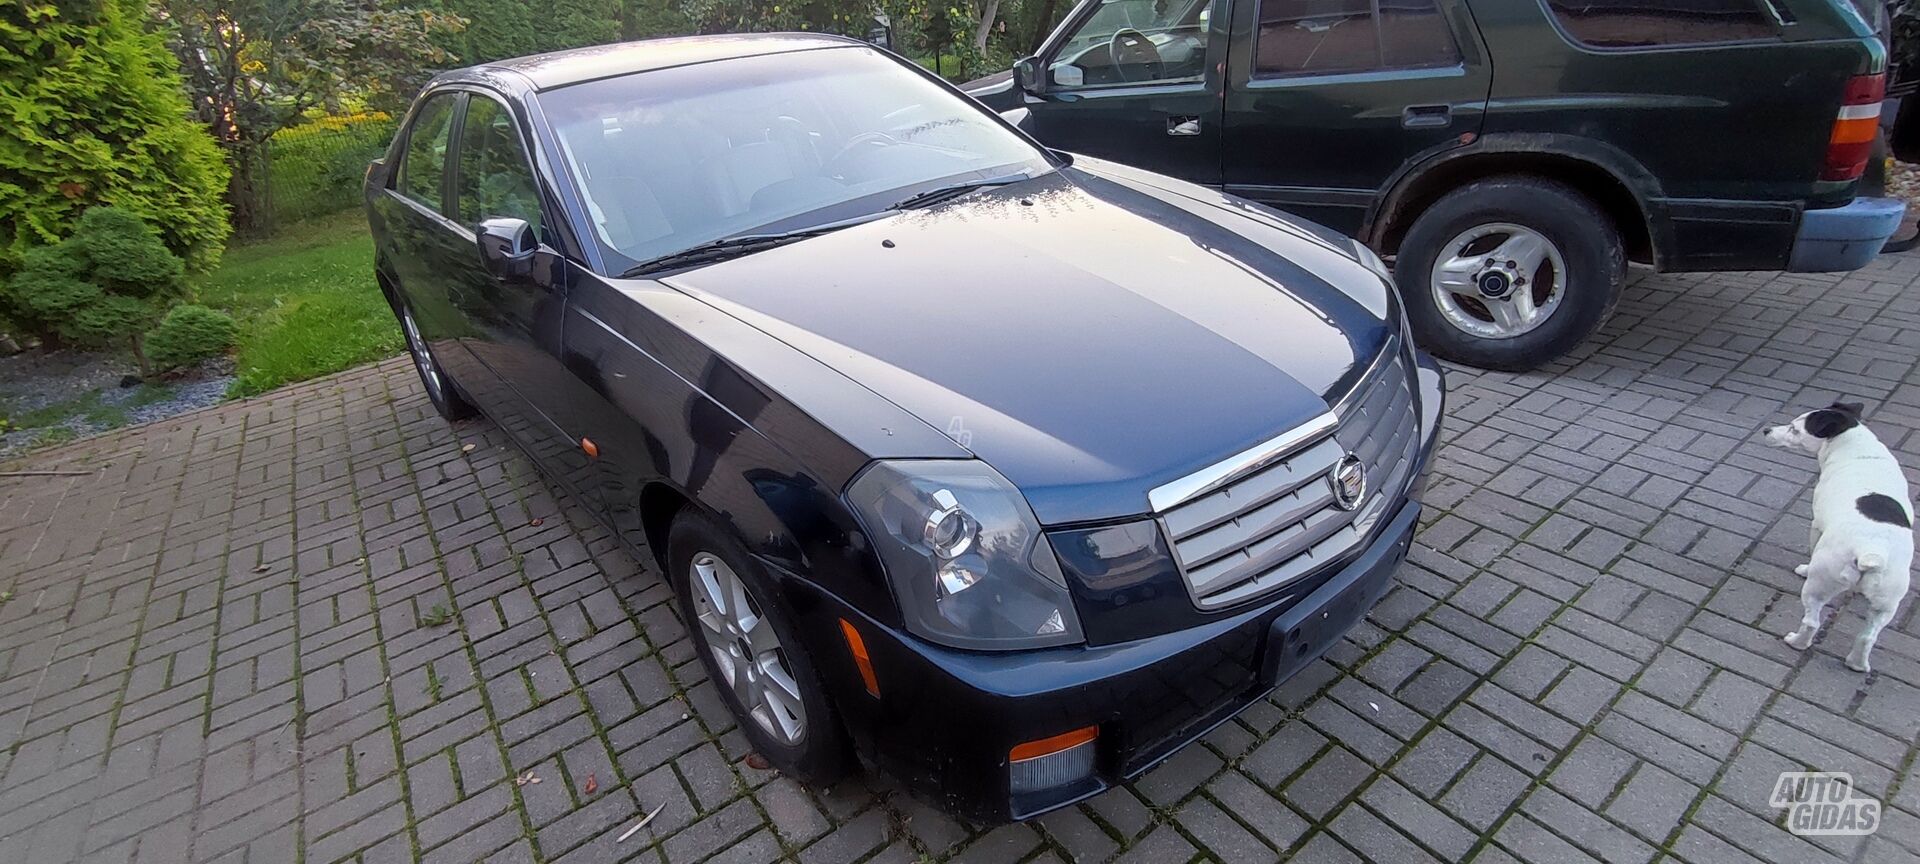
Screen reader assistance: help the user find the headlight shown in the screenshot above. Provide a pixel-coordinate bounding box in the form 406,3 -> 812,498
847,460 -> 1084,650
1350,238 -> 1394,286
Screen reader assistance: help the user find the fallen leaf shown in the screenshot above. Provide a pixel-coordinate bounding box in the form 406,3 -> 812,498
745,753 -> 771,771
515,770 -> 540,786
529,517 -> 544,527
583,773 -> 598,794
1368,702 -> 1379,713
461,443 -> 476,453
253,565 -> 269,573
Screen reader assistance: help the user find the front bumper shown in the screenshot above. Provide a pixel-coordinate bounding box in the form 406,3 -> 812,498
790,350 -> 1446,823
1788,196 -> 1906,272
800,499 -> 1418,822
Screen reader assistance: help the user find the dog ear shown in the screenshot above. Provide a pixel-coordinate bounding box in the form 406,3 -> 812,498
1832,401 -> 1866,420
1806,407 -> 1862,439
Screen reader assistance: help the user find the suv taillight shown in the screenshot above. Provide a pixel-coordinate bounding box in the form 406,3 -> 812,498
1823,73 -> 1885,182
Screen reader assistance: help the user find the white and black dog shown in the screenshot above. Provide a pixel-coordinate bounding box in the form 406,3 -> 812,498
1764,402 -> 1915,673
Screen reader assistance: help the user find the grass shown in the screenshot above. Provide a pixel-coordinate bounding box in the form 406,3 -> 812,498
194,209 -> 401,398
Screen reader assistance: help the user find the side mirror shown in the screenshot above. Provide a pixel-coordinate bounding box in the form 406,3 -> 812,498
1014,56 -> 1043,95
476,217 -> 536,279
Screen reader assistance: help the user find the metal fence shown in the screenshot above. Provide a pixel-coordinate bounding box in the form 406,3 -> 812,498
261,113 -> 397,226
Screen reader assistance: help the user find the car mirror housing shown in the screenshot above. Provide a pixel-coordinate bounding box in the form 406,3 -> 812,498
476,217 -> 536,279
1014,56 -> 1044,95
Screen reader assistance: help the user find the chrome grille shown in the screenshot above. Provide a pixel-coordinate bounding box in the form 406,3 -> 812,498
1156,346 -> 1420,610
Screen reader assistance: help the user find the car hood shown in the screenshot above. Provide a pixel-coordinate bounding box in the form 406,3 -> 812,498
661,161 -> 1395,525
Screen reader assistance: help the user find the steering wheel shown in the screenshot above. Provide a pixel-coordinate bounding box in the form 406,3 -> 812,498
824,130 -> 903,180
1109,28 -> 1163,83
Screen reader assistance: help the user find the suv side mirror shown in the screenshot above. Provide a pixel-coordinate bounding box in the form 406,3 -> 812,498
1014,56 -> 1043,95
476,217 -> 536,279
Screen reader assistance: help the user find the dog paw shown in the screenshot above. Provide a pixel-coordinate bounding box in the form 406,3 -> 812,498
1795,564 -> 1810,577
1847,656 -> 1872,674
1784,631 -> 1815,650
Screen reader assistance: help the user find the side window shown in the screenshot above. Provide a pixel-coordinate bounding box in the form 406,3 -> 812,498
1047,0 -> 1213,89
1543,0 -> 1776,47
1253,0 -> 1460,77
399,94 -> 458,211
454,96 -> 544,235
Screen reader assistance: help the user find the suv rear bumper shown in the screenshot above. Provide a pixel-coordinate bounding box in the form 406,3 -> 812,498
1788,196 -> 1906,272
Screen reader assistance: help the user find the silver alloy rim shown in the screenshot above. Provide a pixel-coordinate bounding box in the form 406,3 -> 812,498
689,553 -> 807,745
400,308 -> 445,403
1429,222 -> 1567,339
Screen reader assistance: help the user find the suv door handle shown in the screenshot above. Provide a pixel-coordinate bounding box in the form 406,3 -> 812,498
1167,116 -> 1202,136
1402,104 -> 1452,129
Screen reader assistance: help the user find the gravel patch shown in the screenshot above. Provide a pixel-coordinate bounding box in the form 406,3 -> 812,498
0,348 -> 235,462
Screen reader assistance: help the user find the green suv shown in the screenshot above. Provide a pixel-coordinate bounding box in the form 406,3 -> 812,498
966,0 -> 1903,369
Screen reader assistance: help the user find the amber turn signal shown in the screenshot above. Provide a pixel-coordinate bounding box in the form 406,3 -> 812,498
1010,726 -> 1097,762
839,618 -> 880,697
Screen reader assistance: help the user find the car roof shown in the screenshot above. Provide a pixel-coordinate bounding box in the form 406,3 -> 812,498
461,33 -> 864,91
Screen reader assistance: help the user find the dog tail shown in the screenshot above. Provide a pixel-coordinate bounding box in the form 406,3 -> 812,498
1857,545 -> 1888,573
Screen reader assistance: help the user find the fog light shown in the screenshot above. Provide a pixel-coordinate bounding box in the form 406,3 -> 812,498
1009,726 -> 1097,795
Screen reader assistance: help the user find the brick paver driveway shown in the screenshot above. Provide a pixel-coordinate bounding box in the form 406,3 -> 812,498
6,258 -> 1920,864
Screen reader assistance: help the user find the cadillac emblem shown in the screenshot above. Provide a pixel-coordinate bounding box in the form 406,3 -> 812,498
1332,455 -> 1366,511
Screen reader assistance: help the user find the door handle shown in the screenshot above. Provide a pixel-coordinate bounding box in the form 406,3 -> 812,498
1167,116 -> 1202,136
1402,104 -> 1452,129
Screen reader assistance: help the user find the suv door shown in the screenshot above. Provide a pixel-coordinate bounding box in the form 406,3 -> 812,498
1021,0 -> 1229,183
444,91 -> 583,465
1220,0 -> 1491,234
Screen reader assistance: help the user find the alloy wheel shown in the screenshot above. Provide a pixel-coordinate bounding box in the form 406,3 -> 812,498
1428,222 -> 1567,339
400,307 -> 445,404
688,552 -> 807,745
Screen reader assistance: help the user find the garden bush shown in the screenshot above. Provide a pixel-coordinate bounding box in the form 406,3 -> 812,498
4,207 -> 186,372
0,0 -> 230,276
146,304 -> 237,371
265,113 -> 398,224
448,0 -> 620,62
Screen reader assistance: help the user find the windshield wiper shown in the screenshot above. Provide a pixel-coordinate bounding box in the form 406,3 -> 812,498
887,171 -> 1032,211
617,213 -> 886,278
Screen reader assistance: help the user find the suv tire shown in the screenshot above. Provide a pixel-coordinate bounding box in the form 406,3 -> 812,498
667,508 -> 850,785
1396,176 -> 1625,371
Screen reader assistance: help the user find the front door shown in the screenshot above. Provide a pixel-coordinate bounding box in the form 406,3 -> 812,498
1220,0 -> 1491,235
1022,0 -> 1228,184
443,92 -> 584,471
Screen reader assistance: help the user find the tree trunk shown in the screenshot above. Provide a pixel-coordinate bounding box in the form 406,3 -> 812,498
226,145 -> 272,237
129,334 -> 152,379
1027,0 -> 1059,53
973,0 -> 1001,54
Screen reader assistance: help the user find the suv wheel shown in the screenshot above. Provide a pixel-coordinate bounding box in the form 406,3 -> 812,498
399,303 -> 476,421
667,508 -> 849,784
1396,176 -> 1625,371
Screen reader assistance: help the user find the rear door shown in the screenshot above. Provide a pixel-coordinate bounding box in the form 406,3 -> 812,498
1220,0 -> 1492,234
377,90 -> 498,395
1021,0 -> 1229,183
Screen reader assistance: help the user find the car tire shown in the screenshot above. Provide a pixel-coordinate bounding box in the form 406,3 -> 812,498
666,508 -> 849,785
1395,176 -> 1625,371
397,301 -> 477,421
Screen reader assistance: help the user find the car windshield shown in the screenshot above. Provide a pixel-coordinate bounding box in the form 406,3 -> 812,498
538,45 -> 1053,274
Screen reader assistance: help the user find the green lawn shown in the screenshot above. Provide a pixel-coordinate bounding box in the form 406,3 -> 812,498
195,210 -> 401,397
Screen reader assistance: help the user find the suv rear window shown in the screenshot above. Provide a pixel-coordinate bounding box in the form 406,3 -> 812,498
1254,0 -> 1460,77
1543,0 -> 1777,47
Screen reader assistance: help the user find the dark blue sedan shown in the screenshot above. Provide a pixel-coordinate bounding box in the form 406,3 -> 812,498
365,33 -> 1444,822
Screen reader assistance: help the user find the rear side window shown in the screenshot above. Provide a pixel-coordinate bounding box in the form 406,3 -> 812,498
454,96 -> 544,235
400,94 -> 459,211
1254,0 -> 1460,77
1543,0 -> 1777,47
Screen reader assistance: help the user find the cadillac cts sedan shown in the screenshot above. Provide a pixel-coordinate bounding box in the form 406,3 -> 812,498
365,33 -> 1444,822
